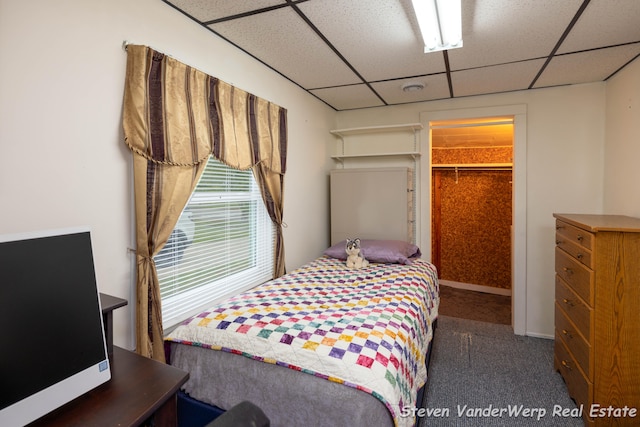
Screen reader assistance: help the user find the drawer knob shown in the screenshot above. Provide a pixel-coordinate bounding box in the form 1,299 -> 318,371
576,253 -> 583,260
562,329 -> 573,339
563,267 -> 573,275
563,298 -> 574,307
556,240 -> 562,245
561,360 -> 572,371
577,235 -> 583,241
556,225 -> 565,230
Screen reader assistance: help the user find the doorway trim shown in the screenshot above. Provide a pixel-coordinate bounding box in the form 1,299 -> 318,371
418,104 -> 527,335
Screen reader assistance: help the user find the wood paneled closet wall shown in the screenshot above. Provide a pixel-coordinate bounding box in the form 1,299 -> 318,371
431,126 -> 513,292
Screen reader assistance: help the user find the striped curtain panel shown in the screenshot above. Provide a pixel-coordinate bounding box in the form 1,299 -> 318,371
122,44 -> 287,361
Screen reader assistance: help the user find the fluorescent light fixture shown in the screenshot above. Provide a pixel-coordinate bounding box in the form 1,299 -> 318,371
412,0 -> 463,53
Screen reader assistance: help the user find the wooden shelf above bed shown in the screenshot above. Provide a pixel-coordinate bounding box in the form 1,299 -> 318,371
329,123 -> 423,137
330,123 -> 423,163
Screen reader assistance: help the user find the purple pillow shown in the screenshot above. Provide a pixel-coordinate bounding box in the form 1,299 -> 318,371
324,239 -> 421,265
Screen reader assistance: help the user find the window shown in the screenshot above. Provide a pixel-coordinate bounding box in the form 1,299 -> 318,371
155,157 -> 275,329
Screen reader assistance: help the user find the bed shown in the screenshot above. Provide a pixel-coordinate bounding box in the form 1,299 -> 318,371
165,240 -> 439,427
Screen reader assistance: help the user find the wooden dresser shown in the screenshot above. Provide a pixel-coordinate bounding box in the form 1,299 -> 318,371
554,213 -> 640,426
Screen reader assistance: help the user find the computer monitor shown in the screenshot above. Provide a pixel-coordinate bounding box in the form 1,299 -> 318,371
0,227 -> 111,426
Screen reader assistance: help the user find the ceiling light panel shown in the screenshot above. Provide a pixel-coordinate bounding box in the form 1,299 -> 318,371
411,0 -> 462,52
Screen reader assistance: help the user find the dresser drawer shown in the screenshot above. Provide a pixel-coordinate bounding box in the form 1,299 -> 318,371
555,247 -> 594,306
555,334 -> 591,410
555,304 -> 592,379
555,275 -> 592,341
555,233 -> 593,268
556,220 -> 594,251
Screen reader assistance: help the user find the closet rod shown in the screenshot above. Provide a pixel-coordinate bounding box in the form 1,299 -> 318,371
432,164 -> 512,171
433,167 -> 512,171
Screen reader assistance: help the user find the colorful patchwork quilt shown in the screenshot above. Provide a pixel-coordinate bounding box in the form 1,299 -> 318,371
166,256 -> 439,427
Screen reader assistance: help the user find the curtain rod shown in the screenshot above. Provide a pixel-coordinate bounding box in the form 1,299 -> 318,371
121,42 -> 183,64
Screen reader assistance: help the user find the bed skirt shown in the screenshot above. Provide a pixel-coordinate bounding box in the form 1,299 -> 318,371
172,319 -> 437,427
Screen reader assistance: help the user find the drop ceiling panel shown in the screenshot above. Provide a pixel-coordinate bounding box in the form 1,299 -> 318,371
371,75 -> 451,104
448,0 -> 584,70
298,0 -> 445,81
209,7 -> 361,89
451,59 -> 546,98
309,85 -> 385,110
557,0 -> 640,54
162,0 -> 640,110
535,44 -> 640,88
168,0 -> 286,22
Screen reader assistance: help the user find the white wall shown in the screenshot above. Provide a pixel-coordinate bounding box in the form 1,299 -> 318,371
3,0 -> 631,344
604,57 -> 640,216
0,0 -> 335,349
336,83 -> 606,337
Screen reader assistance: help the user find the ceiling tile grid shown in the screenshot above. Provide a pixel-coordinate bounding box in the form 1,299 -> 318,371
371,74 -> 452,105
209,7 -> 362,89
309,84 -> 386,110
534,44 -> 640,88
166,0 -> 286,22
447,0 -> 584,70
557,0 -> 640,54
451,59 -> 547,98
161,0 -> 640,110
296,0 -> 446,82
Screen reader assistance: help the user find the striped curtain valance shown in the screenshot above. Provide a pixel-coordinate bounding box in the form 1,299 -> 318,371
213,79 -> 287,174
122,44 -> 288,361
122,44 -> 287,174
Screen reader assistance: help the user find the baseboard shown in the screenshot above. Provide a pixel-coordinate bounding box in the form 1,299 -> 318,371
439,279 -> 512,296
523,331 -> 554,340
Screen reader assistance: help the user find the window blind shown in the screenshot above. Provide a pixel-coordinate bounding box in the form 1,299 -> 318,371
155,157 -> 275,329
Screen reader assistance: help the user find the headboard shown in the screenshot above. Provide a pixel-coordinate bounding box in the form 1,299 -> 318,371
329,167 -> 414,245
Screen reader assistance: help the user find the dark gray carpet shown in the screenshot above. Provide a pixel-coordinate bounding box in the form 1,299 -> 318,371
420,316 -> 583,426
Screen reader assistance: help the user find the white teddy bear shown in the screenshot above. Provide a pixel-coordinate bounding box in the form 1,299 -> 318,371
345,238 -> 369,270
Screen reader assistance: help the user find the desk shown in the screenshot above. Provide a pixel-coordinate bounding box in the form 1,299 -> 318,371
99,292 -> 128,362
30,346 -> 189,427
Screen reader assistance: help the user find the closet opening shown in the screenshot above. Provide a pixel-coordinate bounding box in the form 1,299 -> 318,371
430,117 -> 514,325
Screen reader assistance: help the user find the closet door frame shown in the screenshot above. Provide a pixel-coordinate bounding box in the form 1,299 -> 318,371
419,105 -> 527,336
